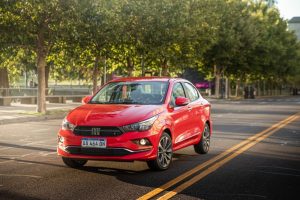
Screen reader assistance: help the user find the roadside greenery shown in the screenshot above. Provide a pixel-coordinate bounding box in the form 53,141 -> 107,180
1,0 -> 299,112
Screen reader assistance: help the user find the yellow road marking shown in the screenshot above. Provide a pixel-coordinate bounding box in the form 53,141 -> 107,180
137,113 -> 299,200
158,114 -> 299,199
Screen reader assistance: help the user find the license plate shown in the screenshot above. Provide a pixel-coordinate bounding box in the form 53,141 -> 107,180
81,138 -> 106,148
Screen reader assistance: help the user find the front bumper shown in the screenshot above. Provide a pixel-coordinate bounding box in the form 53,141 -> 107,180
57,127 -> 161,161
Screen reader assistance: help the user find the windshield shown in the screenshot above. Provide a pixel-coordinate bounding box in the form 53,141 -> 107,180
90,81 -> 169,105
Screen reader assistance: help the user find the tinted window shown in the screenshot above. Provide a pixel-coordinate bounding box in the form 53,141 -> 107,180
183,83 -> 199,102
170,83 -> 186,106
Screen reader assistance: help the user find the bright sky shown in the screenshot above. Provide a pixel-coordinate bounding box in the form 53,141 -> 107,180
277,0 -> 300,20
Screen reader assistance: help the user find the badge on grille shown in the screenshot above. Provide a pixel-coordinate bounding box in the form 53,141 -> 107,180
91,128 -> 101,136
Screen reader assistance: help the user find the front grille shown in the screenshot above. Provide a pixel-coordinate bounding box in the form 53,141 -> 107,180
73,126 -> 123,137
65,146 -> 142,156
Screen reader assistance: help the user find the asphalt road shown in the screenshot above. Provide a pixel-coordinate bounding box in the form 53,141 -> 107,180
0,96 -> 299,200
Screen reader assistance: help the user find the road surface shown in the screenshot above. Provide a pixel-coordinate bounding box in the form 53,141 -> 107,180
0,96 -> 299,200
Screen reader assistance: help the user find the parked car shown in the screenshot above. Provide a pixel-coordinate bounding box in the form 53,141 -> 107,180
57,77 -> 212,170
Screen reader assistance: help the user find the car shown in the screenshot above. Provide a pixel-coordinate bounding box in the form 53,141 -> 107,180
57,77 -> 212,170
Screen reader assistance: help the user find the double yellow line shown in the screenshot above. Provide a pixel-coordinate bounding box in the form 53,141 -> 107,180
138,112 -> 300,200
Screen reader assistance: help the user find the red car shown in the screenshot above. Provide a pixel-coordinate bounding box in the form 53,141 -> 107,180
57,77 -> 212,170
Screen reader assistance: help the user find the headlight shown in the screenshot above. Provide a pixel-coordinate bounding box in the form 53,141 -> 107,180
62,118 -> 76,131
122,115 -> 158,132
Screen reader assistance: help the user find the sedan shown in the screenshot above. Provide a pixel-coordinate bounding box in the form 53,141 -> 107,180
57,77 -> 212,170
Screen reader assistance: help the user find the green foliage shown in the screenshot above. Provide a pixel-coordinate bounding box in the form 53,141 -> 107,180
1,0 -> 300,86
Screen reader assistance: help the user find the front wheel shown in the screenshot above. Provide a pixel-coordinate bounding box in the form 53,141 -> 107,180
147,132 -> 173,171
62,157 -> 87,168
194,123 -> 210,154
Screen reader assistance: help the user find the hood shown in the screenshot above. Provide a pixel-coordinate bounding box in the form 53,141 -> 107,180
67,104 -> 165,127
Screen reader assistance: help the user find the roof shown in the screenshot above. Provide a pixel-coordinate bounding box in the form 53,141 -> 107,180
289,17 -> 300,23
110,77 -> 171,82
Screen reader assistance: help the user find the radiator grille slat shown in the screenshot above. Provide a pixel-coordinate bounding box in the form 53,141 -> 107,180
73,126 -> 123,137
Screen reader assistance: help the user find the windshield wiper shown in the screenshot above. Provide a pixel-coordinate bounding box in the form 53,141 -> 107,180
88,101 -> 107,104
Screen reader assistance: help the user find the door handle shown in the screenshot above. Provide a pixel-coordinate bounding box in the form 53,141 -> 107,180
187,106 -> 192,111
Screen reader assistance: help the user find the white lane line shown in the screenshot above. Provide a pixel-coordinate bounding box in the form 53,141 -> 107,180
17,161 -> 33,165
33,143 -> 57,148
0,141 -> 39,151
0,151 -> 57,165
40,152 -> 57,156
0,155 -> 23,157
0,160 -> 14,164
0,141 -> 56,151
258,166 -> 300,172
31,128 -> 51,133
248,170 -> 300,177
0,174 -> 42,179
0,153 -> 35,164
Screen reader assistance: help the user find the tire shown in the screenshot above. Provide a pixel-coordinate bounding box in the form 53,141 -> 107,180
147,132 -> 173,171
62,157 -> 87,168
194,123 -> 210,154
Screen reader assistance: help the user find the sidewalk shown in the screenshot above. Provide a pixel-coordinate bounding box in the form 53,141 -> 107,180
0,102 -> 81,125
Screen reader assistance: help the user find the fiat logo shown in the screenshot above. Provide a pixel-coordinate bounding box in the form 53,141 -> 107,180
91,128 -> 101,136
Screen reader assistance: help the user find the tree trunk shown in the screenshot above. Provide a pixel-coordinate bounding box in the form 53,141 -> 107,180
257,81 -> 261,96
263,80 -> 266,96
161,58 -> 168,76
141,55 -> 145,77
92,56 -> 100,94
0,67 -> 9,96
45,65 -> 50,96
127,57 -> 134,77
103,57 -> 107,84
235,79 -> 240,97
227,78 -> 231,98
45,65 -> 50,89
36,31 -> 47,113
0,67 -> 9,88
215,74 -> 220,98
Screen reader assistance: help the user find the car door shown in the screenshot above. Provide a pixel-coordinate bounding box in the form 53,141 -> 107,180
183,82 -> 204,139
168,82 -> 193,148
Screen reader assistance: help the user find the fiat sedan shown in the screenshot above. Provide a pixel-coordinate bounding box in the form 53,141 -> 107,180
57,77 -> 211,170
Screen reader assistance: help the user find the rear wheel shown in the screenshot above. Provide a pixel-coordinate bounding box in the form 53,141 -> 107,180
147,132 -> 173,171
194,123 -> 210,154
62,157 -> 87,168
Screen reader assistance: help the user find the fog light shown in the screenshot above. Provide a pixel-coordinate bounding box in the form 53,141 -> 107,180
58,136 -> 64,144
132,138 -> 151,146
140,139 -> 147,146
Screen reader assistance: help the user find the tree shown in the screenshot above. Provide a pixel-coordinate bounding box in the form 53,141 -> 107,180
64,0 -> 121,93
1,0 -> 76,112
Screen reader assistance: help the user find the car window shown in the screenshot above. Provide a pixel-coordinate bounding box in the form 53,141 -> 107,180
170,82 -> 186,106
183,82 -> 199,102
90,81 -> 168,105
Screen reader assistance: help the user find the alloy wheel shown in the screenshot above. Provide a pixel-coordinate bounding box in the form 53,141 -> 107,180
157,135 -> 172,168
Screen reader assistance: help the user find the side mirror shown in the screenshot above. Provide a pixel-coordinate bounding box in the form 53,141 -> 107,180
175,96 -> 190,106
82,95 -> 92,104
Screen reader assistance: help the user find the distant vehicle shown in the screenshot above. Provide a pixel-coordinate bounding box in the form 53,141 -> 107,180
57,77 -> 212,170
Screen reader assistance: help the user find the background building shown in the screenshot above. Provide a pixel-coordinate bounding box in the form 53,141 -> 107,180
288,17 -> 300,41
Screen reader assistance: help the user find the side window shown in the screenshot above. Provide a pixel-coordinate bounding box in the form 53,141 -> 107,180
183,83 -> 199,102
170,83 -> 186,106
